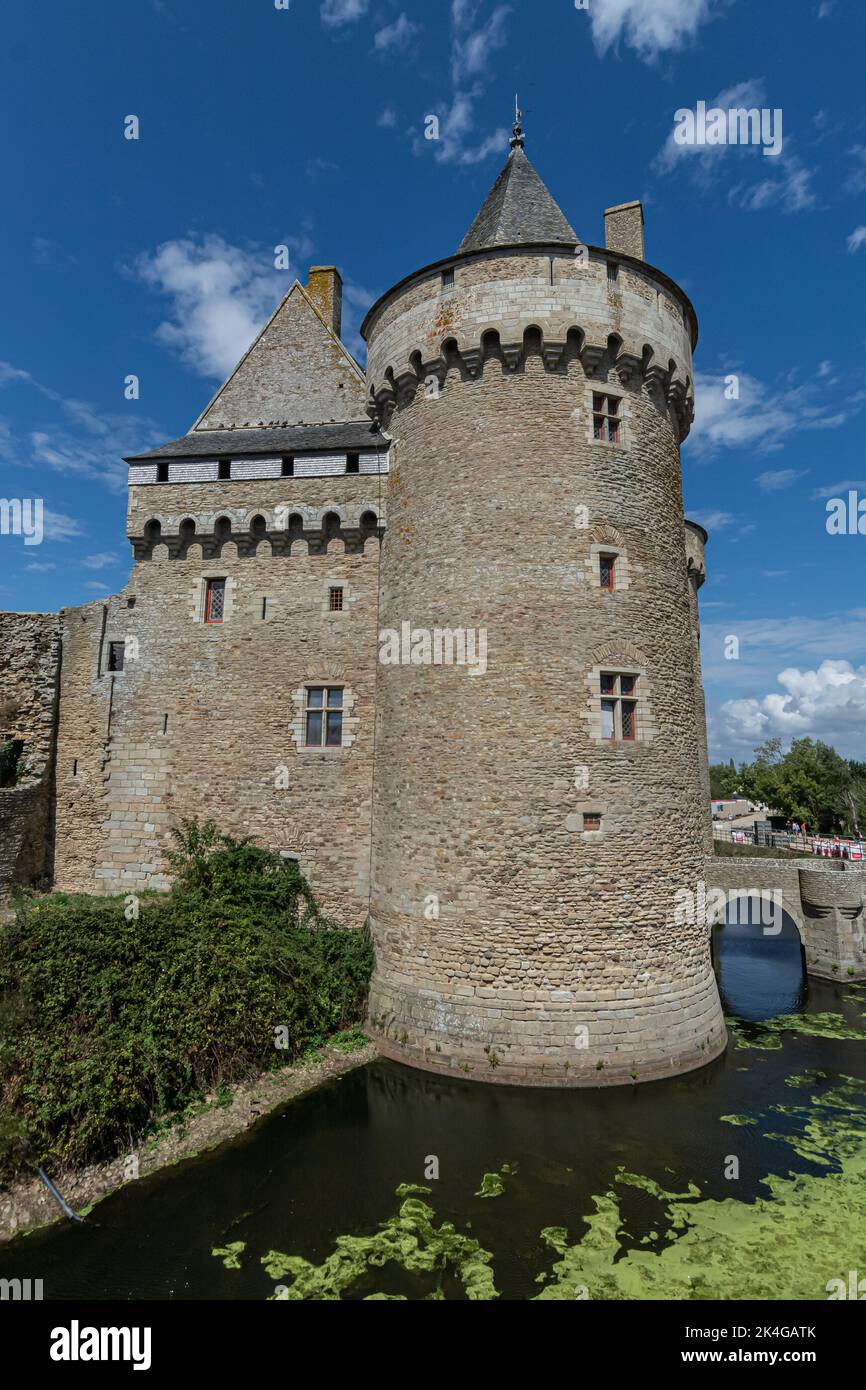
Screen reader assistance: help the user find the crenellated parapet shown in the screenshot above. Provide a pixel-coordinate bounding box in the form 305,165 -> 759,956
362,246 -> 697,441
127,501 -> 385,560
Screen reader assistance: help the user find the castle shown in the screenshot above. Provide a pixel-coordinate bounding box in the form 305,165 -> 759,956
3,125 -> 863,1085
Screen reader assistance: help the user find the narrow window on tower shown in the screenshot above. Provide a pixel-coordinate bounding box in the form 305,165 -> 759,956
442,267 -> 454,289
261,596 -> 268,620
607,261 -> 619,283
304,686 -> 343,747
599,553 -> 616,590
592,394 -> 622,445
599,672 -> 639,741
329,586 -> 344,612
107,641 -> 125,672
204,577 -> 226,624
346,452 -> 359,474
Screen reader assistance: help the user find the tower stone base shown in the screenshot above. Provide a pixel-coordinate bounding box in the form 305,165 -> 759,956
368,919 -> 727,1087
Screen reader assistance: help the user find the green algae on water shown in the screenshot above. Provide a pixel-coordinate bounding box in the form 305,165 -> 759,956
262,1192 -> 498,1300
534,1074 -> 866,1301
475,1171 -> 506,1198
212,1241 -> 245,1269
726,1012 -> 866,1050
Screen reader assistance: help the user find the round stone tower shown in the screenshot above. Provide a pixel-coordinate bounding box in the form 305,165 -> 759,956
362,123 -> 726,1085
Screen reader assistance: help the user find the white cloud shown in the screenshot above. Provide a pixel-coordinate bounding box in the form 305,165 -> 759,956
0,360 -> 164,493
689,508 -> 736,531
321,0 -> 367,27
82,552 -> 121,570
755,468 -> 807,491
686,370 -> 863,458
655,80 -> 816,213
656,80 -> 765,171
377,107 -> 398,129
24,561 -> 56,572
844,145 -> 866,194
729,151 -> 816,214
374,13 -> 419,52
42,510 -> 85,542
719,660 -> 866,755
590,0 -> 725,63
84,582 -> 111,593
413,3 -> 511,167
810,478 -> 866,500
130,235 -> 310,380
847,226 -> 866,254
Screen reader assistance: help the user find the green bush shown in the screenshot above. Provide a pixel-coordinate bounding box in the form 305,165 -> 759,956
0,821 -> 373,1177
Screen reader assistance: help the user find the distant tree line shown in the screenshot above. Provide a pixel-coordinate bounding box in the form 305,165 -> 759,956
710,738 -> 866,838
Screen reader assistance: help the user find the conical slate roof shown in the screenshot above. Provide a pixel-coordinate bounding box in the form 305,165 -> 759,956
457,145 -> 578,254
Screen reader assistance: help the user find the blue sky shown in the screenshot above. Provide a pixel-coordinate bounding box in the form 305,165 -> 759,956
0,0 -> 864,760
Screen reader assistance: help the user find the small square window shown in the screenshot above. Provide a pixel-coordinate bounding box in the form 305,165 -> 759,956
204,577 -> 226,623
583,812 -> 602,832
442,268 -> 454,289
107,641 -> 125,672
329,586 -> 344,611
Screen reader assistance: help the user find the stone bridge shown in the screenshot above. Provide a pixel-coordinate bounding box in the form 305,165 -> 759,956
706,856 -> 866,981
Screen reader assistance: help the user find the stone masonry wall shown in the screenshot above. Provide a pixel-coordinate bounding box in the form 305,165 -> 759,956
366,250 -> 725,1085
0,611 -> 61,892
52,474 -> 384,924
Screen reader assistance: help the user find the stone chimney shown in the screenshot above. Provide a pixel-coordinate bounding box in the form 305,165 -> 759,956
603,201 -> 645,261
306,266 -> 343,339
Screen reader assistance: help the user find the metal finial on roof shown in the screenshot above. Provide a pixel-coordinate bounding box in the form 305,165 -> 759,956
510,94 -> 525,150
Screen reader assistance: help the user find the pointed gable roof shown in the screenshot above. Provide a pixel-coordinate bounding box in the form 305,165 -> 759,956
457,145 -> 578,254
191,280 -> 368,432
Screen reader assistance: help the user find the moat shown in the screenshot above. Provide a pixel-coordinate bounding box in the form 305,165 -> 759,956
2,917 -> 864,1301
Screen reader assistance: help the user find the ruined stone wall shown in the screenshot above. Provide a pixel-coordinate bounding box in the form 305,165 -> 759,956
0,611 -> 62,891
52,474 -> 384,924
365,247 -> 724,1086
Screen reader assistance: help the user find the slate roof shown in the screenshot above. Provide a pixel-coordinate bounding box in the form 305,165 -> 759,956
457,146 -> 579,254
125,421 -> 387,463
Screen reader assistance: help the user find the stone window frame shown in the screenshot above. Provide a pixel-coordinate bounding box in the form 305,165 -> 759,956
321,579 -> 358,619
586,541 -> 631,593
566,798 -> 611,843
583,646 -> 654,745
586,385 -> 630,451
190,572 -> 238,624
290,679 -> 360,754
